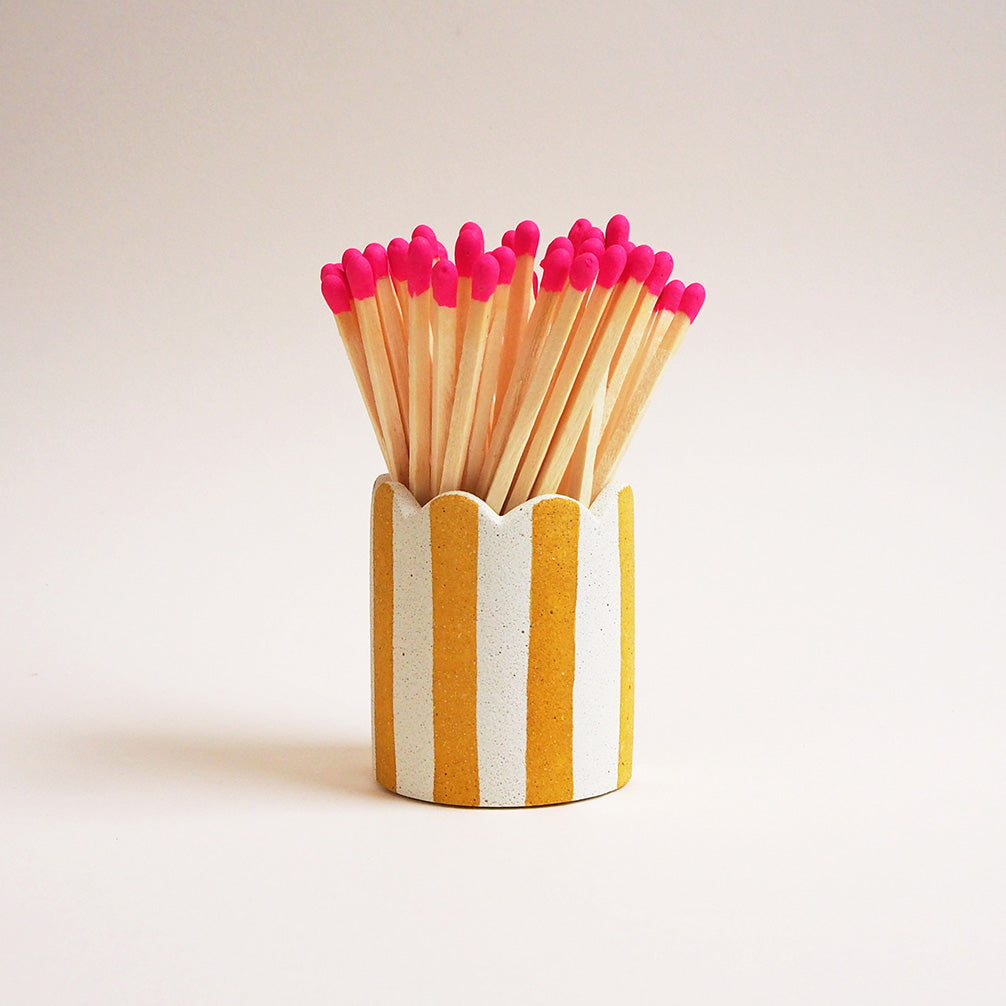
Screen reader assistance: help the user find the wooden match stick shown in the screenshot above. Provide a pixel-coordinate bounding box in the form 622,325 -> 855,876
387,237 -> 410,327
602,279 -> 683,436
478,244 -> 568,500
505,243 -> 626,509
454,223 -> 484,371
407,236 -> 434,503
495,220 -> 539,425
559,379 -> 605,502
603,249 -> 673,427
430,258 -> 459,493
488,251 -> 599,513
593,282 -> 704,491
567,217 -> 593,244
529,243 -> 656,498
441,253 -> 499,493
605,213 -> 630,248
576,236 -> 606,259
571,285 -> 674,504
363,242 -> 409,434
412,224 -> 437,246
463,245 -> 515,493
321,269 -> 396,476
545,235 -> 575,258
342,250 -> 409,483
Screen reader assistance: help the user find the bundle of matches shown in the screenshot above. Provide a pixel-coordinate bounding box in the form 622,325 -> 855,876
321,215 -> 704,512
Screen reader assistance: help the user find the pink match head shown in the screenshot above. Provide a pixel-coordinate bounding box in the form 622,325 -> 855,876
540,247 -> 573,292
605,214 -> 630,247
624,240 -> 636,254
597,244 -> 628,288
431,259 -> 458,308
569,252 -> 600,292
577,236 -> 606,259
656,280 -> 685,313
435,241 -> 449,260
545,235 -> 574,259
646,251 -> 674,295
567,218 -> 592,243
387,238 -> 409,282
585,225 -> 605,245
679,282 -> 706,322
455,226 -> 484,278
407,236 -> 434,295
320,262 -> 341,281
321,272 -> 352,315
623,244 -> 655,284
491,245 -> 516,285
514,220 -> 540,257
501,229 -> 516,250
471,253 -> 501,302
363,242 -> 389,280
460,221 -> 482,234
412,224 -> 437,245
342,248 -> 376,299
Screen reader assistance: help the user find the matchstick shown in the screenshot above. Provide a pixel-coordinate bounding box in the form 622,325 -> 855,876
576,236 -> 606,259
605,213 -> 630,248
602,279 -> 684,435
412,224 -> 437,246
407,236 -> 434,503
430,258 -> 459,493
603,249 -> 673,427
441,253 -> 500,493
529,243 -> 655,498
454,224 -> 484,369
364,242 -> 409,434
387,237 -> 410,326
321,269 -> 396,476
478,244 -> 569,500
593,283 -> 704,491
463,245 -> 514,493
572,282 -> 679,503
545,235 -> 575,258
342,250 -> 409,483
559,379 -> 605,502
505,243 -> 626,508
489,251 -> 600,513
495,220 -> 539,424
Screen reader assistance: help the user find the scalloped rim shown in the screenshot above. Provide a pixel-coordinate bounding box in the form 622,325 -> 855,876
372,475 -> 629,527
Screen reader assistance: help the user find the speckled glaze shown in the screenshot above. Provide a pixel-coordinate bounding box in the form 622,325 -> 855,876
369,476 -> 635,807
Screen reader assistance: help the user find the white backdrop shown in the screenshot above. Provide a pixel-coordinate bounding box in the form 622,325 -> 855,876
3,2 -> 1004,1002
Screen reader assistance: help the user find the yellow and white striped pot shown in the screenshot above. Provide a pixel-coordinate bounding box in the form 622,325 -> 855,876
370,476 -> 635,807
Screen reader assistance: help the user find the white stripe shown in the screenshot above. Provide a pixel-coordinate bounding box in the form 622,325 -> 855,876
476,506 -> 532,807
391,487 -> 435,802
572,486 -> 622,799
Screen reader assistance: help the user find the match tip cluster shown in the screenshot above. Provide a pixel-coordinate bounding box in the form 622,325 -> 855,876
320,213 -> 705,508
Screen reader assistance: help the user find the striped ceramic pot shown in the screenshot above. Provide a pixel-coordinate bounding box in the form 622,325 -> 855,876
370,476 -> 635,807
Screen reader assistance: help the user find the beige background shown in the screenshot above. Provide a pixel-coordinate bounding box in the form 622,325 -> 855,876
3,1 -> 1004,1002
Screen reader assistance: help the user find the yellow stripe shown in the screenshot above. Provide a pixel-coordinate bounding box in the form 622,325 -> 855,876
430,494 -> 480,805
526,496 -> 579,805
617,486 -> 635,788
372,481 -> 396,792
